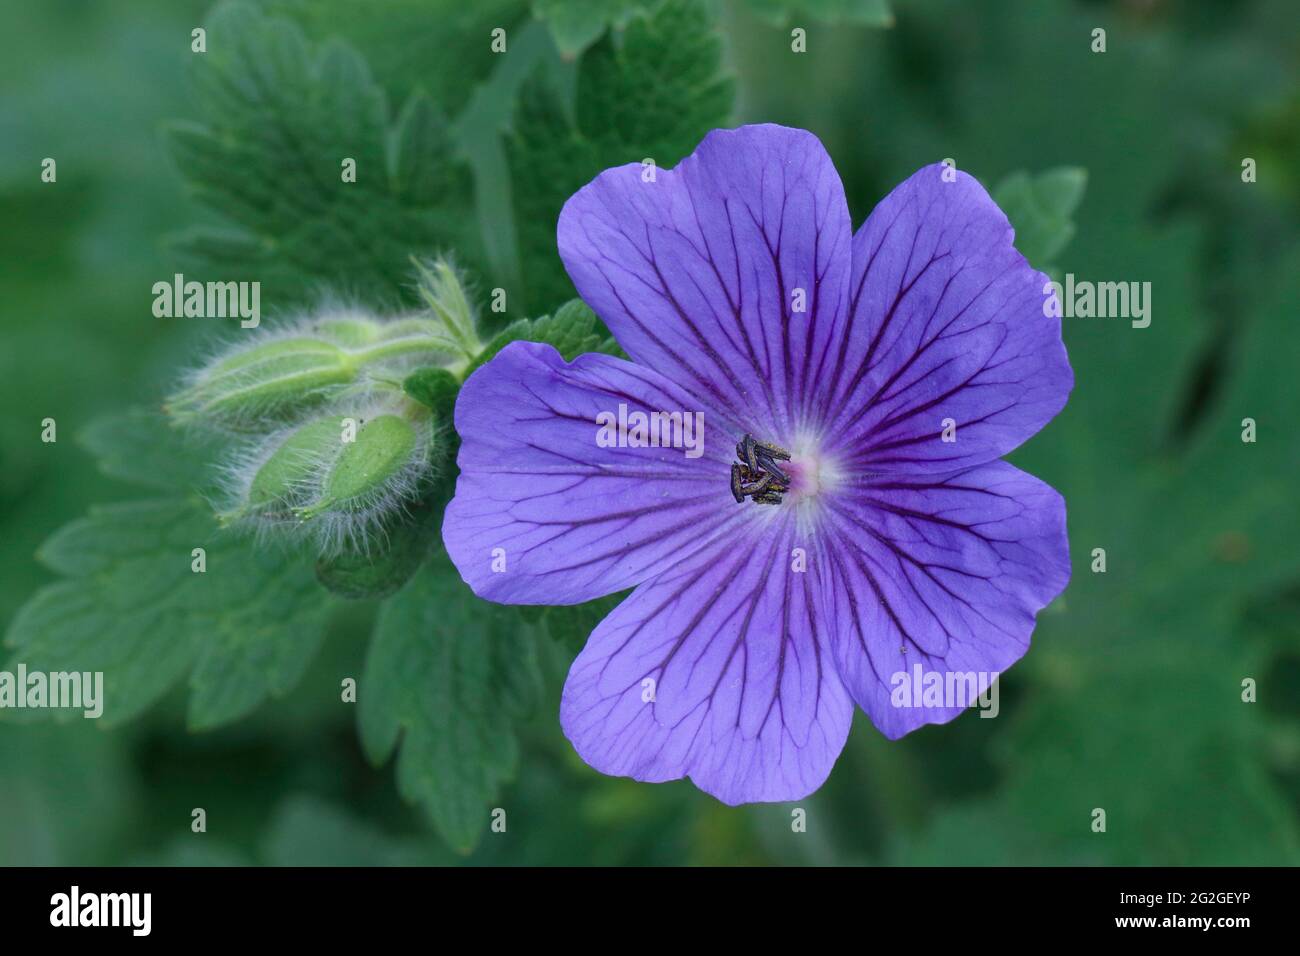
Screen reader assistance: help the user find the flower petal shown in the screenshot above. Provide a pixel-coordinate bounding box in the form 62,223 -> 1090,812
818,164 -> 1072,472
817,461 -> 1069,739
442,341 -> 744,604
560,510 -> 853,804
558,124 -> 853,438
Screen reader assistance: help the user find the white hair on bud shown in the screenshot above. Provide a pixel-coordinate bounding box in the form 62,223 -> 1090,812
167,296 -> 457,435
216,393 -> 438,558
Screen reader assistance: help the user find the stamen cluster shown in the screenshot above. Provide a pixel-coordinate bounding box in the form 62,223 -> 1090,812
730,434 -> 792,505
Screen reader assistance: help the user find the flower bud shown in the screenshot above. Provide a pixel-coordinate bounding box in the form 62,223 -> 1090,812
166,309 -> 461,431
245,415 -> 351,513
168,336 -> 357,430
297,414 -> 418,518
311,314 -> 384,348
222,397 -> 436,555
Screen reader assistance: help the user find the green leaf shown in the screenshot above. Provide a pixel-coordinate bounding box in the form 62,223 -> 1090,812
165,226 -> 271,271
508,0 -> 733,311
999,615 -> 1298,865
4,499 -> 335,729
260,0 -> 531,117
468,298 -> 607,376
315,507 -> 435,600
542,591 -> 629,654
359,553 -> 543,852
532,0 -> 657,58
993,166 -> 1088,272
80,409 -> 222,494
403,366 -> 460,415
1138,249 -> 1300,603
164,0 -> 477,301
742,0 -> 894,27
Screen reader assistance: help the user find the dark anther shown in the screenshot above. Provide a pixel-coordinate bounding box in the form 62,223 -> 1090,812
736,438 -> 759,474
732,434 -> 792,506
756,455 -> 788,484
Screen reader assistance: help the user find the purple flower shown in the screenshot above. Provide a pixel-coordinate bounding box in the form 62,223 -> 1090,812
443,125 -> 1072,805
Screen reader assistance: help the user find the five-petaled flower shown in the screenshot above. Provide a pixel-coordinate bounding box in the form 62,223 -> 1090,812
443,124 -> 1072,805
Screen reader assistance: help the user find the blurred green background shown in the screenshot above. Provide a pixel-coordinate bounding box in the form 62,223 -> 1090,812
1,0 -> 1297,866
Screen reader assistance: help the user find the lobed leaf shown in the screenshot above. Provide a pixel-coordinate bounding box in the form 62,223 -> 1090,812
164,0 -> 477,301
358,553 -> 543,852
4,499 -> 335,730
508,0 -> 734,311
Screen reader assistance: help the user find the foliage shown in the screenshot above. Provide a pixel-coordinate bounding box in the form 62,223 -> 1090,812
1,0 -> 1296,865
